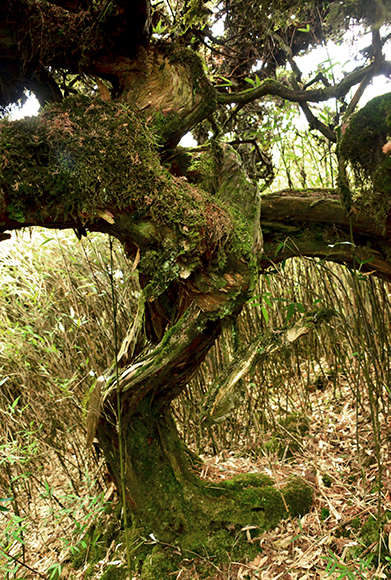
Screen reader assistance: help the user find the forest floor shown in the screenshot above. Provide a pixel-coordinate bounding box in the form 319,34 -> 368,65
3,380 -> 391,580
192,382 -> 391,580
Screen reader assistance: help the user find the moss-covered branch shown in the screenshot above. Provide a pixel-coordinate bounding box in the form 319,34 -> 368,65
0,96 -> 253,300
260,192 -> 391,237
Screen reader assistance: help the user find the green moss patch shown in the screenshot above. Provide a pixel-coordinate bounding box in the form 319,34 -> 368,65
0,95 -> 187,223
141,549 -> 179,580
339,92 -> 391,224
68,472 -> 313,579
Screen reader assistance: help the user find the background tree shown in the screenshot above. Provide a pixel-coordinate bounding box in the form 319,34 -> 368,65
1,0 -> 391,574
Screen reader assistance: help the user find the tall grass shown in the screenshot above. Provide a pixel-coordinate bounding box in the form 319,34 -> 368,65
1,225 -> 391,576
0,228 -> 138,578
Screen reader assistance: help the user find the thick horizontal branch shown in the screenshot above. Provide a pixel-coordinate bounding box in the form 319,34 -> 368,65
261,238 -> 391,281
216,62 -> 391,106
258,192 -> 391,281
261,192 -> 391,238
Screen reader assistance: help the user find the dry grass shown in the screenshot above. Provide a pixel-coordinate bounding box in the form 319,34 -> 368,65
0,228 -> 137,579
1,230 -> 391,579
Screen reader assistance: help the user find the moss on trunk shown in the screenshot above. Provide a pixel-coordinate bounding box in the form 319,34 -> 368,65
91,302 -> 318,576
97,396 -> 313,577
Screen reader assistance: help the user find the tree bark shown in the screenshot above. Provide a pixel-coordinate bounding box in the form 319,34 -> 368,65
259,192 -> 391,281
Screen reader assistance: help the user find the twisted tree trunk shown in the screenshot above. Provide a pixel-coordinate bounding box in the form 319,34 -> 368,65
1,0 -> 391,554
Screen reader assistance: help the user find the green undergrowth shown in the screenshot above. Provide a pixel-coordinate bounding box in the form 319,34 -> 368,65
334,511 -> 391,571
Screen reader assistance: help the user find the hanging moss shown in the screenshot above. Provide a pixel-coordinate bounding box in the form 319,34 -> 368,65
339,93 -> 391,225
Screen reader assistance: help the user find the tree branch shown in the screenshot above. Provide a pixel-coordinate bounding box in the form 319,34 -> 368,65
258,192 -> 391,281
216,61 -> 390,106
343,29 -> 383,122
268,33 -> 337,141
260,192 -> 391,238
203,307 -> 335,423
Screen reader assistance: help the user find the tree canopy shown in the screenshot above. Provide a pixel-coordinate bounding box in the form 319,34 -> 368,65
1,0 -> 391,276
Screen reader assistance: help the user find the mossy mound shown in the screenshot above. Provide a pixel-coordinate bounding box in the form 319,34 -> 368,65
68,473 -> 313,579
174,474 -> 313,557
0,95 -> 195,225
339,92 -> 391,224
137,473 -> 312,577
283,477 -> 313,518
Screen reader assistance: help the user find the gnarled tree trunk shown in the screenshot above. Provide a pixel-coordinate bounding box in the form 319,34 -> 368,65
2,0 -> 391,563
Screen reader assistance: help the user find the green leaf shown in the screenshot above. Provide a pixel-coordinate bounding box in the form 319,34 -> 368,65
11,396 -> 20,410
44,480 -> 52,497
285,303 -> 296,323
216,76 -> 233,87
153,20 -> 167,35
244,77 -> 256,87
